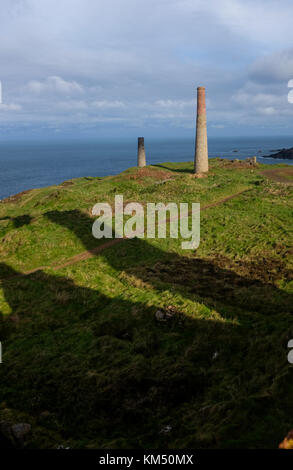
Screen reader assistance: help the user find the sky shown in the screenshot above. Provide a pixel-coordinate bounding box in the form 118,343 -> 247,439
1,0 -> 293,139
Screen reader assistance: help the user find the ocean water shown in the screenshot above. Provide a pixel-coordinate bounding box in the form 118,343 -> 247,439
0,136 -> 293,201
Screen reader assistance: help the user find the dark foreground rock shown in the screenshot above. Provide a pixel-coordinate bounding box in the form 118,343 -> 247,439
264,147 -> 293,159
0,421 -> 31,448
11,423 -> 31,447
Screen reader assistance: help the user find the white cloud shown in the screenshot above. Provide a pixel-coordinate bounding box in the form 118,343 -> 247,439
230,79 -> 293,122
0,103 -> 22,111
155,99 -> 195,108
92,100 -> 126,109
27,76 -> 84,95
232,89 -> 283,108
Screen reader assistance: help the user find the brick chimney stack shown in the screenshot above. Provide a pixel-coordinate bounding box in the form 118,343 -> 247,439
194,87 -> 208,174
137,137 -> 146,167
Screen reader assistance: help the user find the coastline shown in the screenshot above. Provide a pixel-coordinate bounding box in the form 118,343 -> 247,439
1,137 -> 293,201
1,159 -> 293,204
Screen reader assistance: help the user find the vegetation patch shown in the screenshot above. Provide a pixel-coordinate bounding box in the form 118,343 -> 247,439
261,168 -> 293,185
0,159 -> 292,449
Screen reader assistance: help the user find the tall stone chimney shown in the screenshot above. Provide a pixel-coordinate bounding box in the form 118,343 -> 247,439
137,137 -> 146,167
194,86 -> 208,174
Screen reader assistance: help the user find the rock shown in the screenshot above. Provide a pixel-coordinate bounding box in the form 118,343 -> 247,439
155,307 -> 184,325
155,310 -> 166,322
165,306 -> 177,319
245,156 -> 257,165
0,421 -> 30,448
11,423 -> 31,447
264,147 -> 293,160
159,425 -> 172,434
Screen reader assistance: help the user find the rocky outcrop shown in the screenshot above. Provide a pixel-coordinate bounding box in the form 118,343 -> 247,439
11,423 -> 31,447
0,421 -> 31,448
245,156 -> 257,165
264,147 -> 293,160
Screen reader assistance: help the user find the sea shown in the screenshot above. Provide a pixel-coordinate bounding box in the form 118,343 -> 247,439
0,136 -> 293,201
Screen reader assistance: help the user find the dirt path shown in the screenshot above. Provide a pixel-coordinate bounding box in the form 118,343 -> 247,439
260,168 -> 293,185
1,188 -> 251,281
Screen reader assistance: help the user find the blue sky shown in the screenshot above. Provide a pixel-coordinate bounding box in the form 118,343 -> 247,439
1,0 -> 293,139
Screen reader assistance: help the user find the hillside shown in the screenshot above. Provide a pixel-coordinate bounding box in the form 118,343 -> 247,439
0,159 -> 293,449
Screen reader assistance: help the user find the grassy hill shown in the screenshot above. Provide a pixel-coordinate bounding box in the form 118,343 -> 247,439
0,159 -> 292,449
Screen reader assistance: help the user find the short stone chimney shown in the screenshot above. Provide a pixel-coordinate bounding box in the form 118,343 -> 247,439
137,137 -> 146,167
194,87 -> 208,174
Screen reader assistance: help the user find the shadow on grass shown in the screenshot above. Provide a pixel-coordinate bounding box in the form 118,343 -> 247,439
0,209 -> 292,449
153,163 -> 194,174
46,209 -> 293,317
0,260 -> 239,449
46,210 -> 98,253
0,215 -> 32,229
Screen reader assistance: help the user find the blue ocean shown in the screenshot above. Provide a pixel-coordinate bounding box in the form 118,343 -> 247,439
0,136 -> 293,201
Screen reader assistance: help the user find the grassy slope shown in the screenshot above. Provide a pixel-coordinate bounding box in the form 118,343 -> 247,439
0,159 -> 292,449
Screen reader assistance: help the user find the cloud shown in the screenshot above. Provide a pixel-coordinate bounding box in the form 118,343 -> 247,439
155,99 -> 196,108
92,100 -> 126,109
0,103 -> 22,111
57,100 -> 88,111
250,50 -> 293,84
1,1 -> 293,135
193,0 -> 293,47
230,80 -> 293,123
232,88 -> 283,108
26,76 -> 84,95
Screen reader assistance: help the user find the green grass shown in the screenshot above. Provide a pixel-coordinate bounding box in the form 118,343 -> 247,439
0,159 -> 292,449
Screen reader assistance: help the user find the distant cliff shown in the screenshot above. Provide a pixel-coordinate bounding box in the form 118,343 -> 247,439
264,148 -> 293,160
